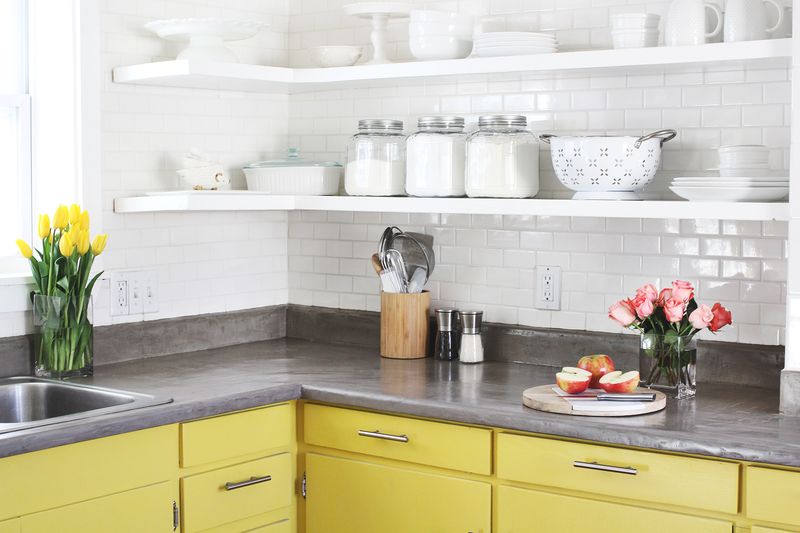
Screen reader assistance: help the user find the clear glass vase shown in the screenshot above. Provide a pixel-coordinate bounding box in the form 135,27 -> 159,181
33,295 -> 93,379
639,332 -> 696,399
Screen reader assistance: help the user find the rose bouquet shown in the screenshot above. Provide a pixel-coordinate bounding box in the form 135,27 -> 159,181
608,280 -> 732,397
16,204 -> 108,378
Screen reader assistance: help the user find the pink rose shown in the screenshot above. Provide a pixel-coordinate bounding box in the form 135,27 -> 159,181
636,283 -> 658,303
663,297 -> 686,323
671,280 -> 694,302
609,299 -> 637,327
657,288 -> 672,305
635,297 -> 654,319
689,304 -> 714,329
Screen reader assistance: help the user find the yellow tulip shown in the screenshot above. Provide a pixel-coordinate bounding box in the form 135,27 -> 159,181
58,232 -> 74,257
52,205 -> 69,230
79,210 -> 90,231
68,204 -> 81,226
15,239 -> 32,259
37,214 -> 50,239
91,234 -> 108,256
76,230 -> 90,255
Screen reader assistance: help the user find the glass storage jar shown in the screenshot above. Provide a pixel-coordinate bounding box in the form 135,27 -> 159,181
406,116 -> 466,197
345,119 -> 406,196
465,114 -> 540,198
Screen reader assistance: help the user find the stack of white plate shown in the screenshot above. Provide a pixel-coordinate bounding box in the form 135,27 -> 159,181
474,31 -> 557,57
669,176 -> 789,202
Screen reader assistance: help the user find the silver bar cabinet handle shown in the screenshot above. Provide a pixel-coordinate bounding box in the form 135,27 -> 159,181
573,461 -> 638,475
224,475 -> 272,491
357,429 -> 409,443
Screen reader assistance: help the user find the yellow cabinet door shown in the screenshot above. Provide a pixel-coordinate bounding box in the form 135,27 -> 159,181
752,527 -> 795,533
497,485 -> 733,533
20,481 -> 175,533
0,520 -> 18,533
306,453 -> 490,533
746,466 -> 800,526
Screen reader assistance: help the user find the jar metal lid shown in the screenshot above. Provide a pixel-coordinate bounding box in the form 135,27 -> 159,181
359,119 -> 403,131
478,114 -> 527,128
418,116 -> 465,129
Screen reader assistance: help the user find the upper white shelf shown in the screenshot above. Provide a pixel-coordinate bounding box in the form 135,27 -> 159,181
113,194 -> 789,221
112,39 -> 792,94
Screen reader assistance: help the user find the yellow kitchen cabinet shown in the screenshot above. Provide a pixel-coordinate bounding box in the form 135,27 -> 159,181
0,520 -> 18,533
0,424 -> 178,521
248,519 -> 292,533
496,485 -> 733,533
20,481 -> 176,533
305,452 -> 491,533
751,527 -> 796,533
746,466 -> 800,526
497,432 -> 739,514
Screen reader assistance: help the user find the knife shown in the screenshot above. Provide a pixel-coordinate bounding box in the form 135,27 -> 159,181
566,392 -> 657,402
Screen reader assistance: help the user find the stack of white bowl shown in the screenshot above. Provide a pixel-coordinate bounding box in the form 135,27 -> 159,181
409,10 -> 474,61
669,145 -> 788,202
474,32 -> 557,57
611,13 -> 660,49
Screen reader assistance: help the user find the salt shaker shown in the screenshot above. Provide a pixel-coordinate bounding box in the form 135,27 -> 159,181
434,308 -> 459,361
459,311 -> 484,364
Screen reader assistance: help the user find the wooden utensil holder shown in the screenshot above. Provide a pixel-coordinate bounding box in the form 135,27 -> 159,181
380,291 -> 431,359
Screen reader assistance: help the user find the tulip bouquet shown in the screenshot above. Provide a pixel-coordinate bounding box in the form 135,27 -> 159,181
16,204 -> 108,378
608,280 -> 732,397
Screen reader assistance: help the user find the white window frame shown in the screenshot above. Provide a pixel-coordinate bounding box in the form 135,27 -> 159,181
0,94 -> 32,276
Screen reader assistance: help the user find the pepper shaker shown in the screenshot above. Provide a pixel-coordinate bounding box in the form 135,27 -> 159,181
459,310 -> 484,364
434,308 -> 459,361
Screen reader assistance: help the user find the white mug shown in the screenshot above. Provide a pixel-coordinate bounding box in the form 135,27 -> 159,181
768,5 -> 792,38
724,0 -> 784,42
664,0 -> 723,45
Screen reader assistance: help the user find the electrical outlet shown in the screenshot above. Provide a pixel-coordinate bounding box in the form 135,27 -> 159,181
535,265 -> 561,310
109,270 -> 158,316
110,274 -> 129,316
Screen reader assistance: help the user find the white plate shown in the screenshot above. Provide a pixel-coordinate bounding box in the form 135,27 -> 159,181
670,186 -> 788,202
477,31 -> 555,39
144,190 -> 272,196
672,181 -> 790,188
674,175 -> 788,181
144,18 -> 265,41
476,35 -> 556,42
475,47 -> 557,57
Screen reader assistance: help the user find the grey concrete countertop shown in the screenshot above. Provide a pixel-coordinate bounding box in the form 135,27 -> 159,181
3,338 -> 800,467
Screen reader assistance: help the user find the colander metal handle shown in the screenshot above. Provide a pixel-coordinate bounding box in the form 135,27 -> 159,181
635,129 -> 677,148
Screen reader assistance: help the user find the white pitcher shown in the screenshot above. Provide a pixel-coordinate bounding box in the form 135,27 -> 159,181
724,0 -> 785,42
664,0 -> 723,45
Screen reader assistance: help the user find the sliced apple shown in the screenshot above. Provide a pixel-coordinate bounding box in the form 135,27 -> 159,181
598,370 -> 640,393
556,368 -> 591,394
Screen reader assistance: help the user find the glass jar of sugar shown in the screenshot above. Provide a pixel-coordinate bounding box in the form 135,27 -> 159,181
465,114 -> 540,198
345,119 -> 406,196
406,116 -> 467,197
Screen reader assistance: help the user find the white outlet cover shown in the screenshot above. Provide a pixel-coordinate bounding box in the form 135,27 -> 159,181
535,265 -> 561,310
109,273 -> 129,316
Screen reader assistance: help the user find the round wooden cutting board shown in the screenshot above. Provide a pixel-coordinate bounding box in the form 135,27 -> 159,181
522,385 -> 667,417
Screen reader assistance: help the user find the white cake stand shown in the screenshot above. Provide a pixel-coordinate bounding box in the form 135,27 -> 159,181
145,18 -> 266,63
344,3 -> 411,64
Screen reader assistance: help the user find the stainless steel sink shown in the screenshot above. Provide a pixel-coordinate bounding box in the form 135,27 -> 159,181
0,377 -> 172,434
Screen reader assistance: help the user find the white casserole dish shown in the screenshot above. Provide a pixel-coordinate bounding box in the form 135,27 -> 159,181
243,148 -> 342,195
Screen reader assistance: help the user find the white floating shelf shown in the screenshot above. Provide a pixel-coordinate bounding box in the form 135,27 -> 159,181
114,194 -> 789,221
113,39 -> 792,94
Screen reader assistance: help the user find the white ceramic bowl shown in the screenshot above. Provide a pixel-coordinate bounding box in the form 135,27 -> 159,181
243,166 -> 341,195
718,145 -> 770,167
719,167 -> 776,177
611,28 -> 659,48
410,35 -> 473,60
312,45 -> 362,67
611,13 -> 661,30
409,21 -> 473,37
410,10 -> 474,26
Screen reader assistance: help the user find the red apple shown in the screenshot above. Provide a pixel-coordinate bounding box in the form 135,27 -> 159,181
577,354 -> 616,388
556,367 -> 592,394
598,370 -> 640,393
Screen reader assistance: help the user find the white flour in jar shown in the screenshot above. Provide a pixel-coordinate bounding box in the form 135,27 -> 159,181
406,134 -> 466,197
344,159 -> 406,196
465,138 -> 539,198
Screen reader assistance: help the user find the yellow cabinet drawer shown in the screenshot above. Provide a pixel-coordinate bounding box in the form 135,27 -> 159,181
182,453 -> 293,532
306,452 -> 491,533
497,485 -> 733,533
181,404 -> 292,468
496,433 -> 739,514
249,520 -> 292,533
746,466 -> 800,526
0,520 -> 18,533
0,425 -> 177,521
20,481 -> 175,533
752,527 -> 795,533
303,404 -> 491,474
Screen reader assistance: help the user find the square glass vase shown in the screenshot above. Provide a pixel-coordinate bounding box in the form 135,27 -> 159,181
33,294 -> 93,379
639,332 -> 696,399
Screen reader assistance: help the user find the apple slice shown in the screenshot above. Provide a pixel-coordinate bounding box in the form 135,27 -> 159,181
556,368 -> 591,394
598,370 -> 640,393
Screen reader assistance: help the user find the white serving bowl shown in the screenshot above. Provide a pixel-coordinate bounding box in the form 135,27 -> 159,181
611,13 -> 661,30
410,35 -> 473,60
312,45 -> 362,67
611,28 -> 659,48
719,167 -> 776,177
409,21 -> 473,37
410,10 -> 474,26
718,145 -> 770,167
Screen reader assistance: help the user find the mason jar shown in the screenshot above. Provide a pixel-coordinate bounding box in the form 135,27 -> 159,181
345,119 -> 406,196
406,116 -> 466,197
465,114 -> 540,198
